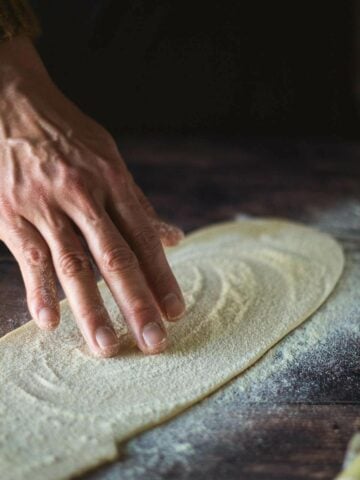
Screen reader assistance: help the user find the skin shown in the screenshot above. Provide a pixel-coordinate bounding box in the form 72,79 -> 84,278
0,36 -> 186,357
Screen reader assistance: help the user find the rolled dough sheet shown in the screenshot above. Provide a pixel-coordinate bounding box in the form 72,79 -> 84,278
0,219 -> 344,480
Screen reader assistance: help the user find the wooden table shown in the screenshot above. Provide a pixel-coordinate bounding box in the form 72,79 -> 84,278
1,135 -> 359,479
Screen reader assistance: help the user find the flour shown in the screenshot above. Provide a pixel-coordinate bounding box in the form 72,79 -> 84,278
0,219 -> 344,480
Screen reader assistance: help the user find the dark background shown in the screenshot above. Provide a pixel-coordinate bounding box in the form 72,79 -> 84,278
30,0 -> 359,139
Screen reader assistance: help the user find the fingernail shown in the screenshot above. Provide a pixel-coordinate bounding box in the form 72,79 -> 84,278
38,307 -> 58,328
95,326 -> 119,349
142,322 -> 167,348
162,293 -> 185,320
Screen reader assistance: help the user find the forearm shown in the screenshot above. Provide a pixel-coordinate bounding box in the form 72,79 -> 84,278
0,0 -> 40,42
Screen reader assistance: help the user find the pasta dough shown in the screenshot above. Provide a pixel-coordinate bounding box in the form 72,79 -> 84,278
0,219 -> 344,480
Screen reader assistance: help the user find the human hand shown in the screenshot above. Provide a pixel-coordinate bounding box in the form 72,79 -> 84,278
0,37 -> 185,357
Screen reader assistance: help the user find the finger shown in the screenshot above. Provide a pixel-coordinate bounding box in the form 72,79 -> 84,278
63,201 -> 168,354
129,176 -> 184,247
110,191 -> 186,322
151,219 -> 185,247
34,212 -> 120,358
0,216 -> 59,330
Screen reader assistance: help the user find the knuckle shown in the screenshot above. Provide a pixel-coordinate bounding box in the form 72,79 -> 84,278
102,246 -> 138,274
58,250 -> 91,277
23,245 -> 49,267
74,190 -> 103,222
38,206 -> 67,232
58,169 -> 104,222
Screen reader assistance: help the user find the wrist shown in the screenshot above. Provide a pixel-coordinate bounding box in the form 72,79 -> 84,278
0,36 -> 50,93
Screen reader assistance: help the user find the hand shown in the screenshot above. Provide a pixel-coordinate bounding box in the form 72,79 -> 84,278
0,37 -> 185,357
